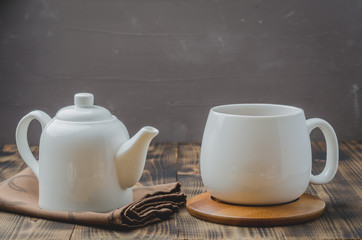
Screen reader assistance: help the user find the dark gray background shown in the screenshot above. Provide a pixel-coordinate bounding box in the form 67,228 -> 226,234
1,0 -> 361,144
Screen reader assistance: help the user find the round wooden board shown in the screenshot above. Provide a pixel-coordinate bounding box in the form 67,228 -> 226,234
186,192 -> 325,227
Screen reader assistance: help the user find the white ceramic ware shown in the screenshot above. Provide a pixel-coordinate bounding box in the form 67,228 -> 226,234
16,93 -> 159,212
200,104 -> 339,205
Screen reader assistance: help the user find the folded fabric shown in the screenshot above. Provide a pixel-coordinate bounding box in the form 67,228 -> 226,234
0,167 -> 186,229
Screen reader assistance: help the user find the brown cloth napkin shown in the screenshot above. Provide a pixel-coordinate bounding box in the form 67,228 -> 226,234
0,167 -> 186,229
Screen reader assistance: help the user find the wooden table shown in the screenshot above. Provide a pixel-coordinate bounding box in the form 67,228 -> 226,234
0,142 -> 361,239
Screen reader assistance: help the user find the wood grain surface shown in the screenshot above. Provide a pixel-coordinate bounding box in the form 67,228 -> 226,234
186,192 -> 325,227
0,141 -> 361,239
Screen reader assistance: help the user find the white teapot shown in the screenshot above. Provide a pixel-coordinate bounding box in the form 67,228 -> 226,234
16,93 -> 159,212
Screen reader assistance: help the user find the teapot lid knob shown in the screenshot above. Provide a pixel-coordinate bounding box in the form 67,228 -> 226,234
75,93 -> 94,108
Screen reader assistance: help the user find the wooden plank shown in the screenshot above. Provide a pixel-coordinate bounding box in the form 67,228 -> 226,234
0,212 -> 22,240
0,142 -> 361,239
139,142 -> 179,186
0,144 -> 28,181
8,218 -> 74,240
0,145 -> 24,239
338,142 -> 362,198
305,141 -> 362,238
70,142 -> 179,240
176,142 -> 362,239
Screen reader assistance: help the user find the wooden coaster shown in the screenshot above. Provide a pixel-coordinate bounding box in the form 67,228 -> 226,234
186,192 -> 325,227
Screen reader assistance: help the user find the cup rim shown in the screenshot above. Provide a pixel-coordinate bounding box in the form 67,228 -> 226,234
211,103 -> 304,118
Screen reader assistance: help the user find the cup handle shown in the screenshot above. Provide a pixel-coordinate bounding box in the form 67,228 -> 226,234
306,118 -> 339,184
15,110 -> 51,179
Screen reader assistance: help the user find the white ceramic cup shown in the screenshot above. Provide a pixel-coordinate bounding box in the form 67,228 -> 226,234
200,104 -> 339,205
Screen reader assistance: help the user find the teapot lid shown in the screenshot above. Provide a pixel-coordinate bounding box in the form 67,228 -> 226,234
56,93 -> 113,122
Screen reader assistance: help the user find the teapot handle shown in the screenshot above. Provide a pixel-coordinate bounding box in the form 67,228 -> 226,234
16,110 -> 51,179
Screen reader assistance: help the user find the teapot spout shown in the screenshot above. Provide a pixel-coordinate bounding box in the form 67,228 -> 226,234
115,126 -> 159,189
